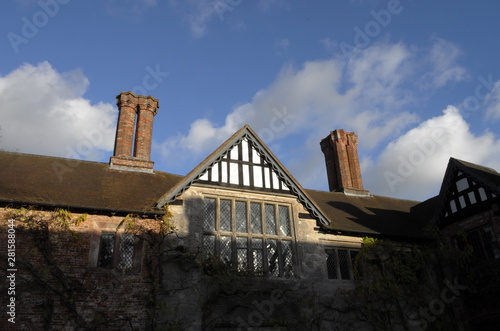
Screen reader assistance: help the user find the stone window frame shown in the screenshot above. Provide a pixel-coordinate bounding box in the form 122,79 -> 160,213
454,224 -> 500,261
325,246 -> 360,281
202,196 -> 295,278
88,221 -> 143,274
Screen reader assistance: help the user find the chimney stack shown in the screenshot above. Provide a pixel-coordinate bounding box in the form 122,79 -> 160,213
110,91 -> 159,173
320,129 -> 369,196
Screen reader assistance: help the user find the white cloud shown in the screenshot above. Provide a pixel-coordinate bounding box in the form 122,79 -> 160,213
0,62 -> 117,161
155,39 -> 481,200
484,80 -> 500,120
419,38 -> 467,89
363,106 -> 500,201
258,0 -> 288,12
156,42 -> 421,169
274,38 -> 290,56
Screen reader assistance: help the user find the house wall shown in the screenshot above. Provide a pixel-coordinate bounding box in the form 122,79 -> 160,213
0,186 -> 367,330
158,184 -> 364,330
0,207 -> 155,330
441,201 -> 500,258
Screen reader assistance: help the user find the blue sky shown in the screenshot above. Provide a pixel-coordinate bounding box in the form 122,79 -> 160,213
2,0 -> 500,201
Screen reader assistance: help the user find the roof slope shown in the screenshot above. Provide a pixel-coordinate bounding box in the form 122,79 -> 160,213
451,158 -> 500,193
306,189 -> 428,240
0,151 -> 182,214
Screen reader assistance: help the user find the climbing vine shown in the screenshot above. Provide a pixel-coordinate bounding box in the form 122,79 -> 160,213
0,206 -> 182,330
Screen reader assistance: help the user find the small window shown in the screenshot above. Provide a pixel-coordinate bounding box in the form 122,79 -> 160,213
325,248 -> 359,281
97,232 -> 139,271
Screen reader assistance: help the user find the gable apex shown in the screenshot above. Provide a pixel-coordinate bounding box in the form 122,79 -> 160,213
156,125 -> 330,226
435,157 -> 500,224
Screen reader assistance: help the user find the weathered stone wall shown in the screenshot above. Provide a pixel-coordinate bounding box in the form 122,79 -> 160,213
155,185 -> 365,330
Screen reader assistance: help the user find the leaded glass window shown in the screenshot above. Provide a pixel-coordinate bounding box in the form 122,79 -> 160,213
97,232 -> 138,271
202,197 -> 294,278
97,233 -> 115,268
117,233 -> 135,270
326,248 -> 359,281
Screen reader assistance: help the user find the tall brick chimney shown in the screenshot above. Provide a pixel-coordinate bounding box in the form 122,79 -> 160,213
109,91 -> 159,173
320,129 -> 369,196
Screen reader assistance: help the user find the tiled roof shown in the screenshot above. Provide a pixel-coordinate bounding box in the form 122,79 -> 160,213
0,151 -> 182,214
0,150 -> 430,239
306,189 -> 429,240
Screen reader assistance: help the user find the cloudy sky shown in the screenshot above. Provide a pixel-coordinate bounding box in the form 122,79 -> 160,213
1,0 -> 500,201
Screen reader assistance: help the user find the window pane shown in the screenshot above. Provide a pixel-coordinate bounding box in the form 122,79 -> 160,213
203,198 -> 216,231
236,201 -> 247,233
97,233 -> 115,268
265,204 -> 277,235
220,236 -> 232,264
281,240 -> 293,278
220,199 -> 232,231
326,249 -> 337,279
267,239 -> 279,277
202,235 -> 215,257
338,249 -> 350,280
117,233 -> 135,270
279,206 -> 291,236
251,203 -> 262,234
252,238 -> 263,272
350,250 -> 360,279
236,237 -> 248,272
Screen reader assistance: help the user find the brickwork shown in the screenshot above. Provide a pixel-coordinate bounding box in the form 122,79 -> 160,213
109,91 -> 159,173
320,129 -> 366,193
0,209 -> 153,330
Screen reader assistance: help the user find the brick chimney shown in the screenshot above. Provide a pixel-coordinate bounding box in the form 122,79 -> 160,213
320,129 -> 369,196
109,91 -> 159,173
